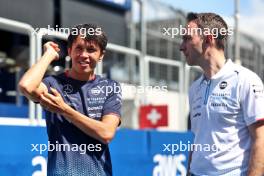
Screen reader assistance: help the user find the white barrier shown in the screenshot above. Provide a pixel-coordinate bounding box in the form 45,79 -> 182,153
0,17 -> 36,125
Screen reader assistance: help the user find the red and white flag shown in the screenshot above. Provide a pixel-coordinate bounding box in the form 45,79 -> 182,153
139,105 -> 168,129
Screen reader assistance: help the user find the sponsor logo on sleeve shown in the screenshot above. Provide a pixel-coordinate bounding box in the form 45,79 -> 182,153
252,84 -> 264,97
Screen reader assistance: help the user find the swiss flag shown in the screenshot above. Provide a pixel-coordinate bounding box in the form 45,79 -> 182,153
139,105 -> 168,129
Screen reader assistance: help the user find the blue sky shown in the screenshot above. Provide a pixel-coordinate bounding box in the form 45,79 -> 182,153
157,0 -> 264,40
159,0 -> 251,16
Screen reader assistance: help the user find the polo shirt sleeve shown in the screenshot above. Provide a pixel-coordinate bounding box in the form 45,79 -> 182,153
102,81 -> 122,118
240,72 -> 264,126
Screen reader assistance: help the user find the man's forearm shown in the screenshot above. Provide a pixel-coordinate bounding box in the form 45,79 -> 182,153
248,139 -> 264,176
19,51 -> 55,92
62,105 -> 118,144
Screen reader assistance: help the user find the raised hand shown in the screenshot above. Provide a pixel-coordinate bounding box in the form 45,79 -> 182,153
43,41 -> 60,61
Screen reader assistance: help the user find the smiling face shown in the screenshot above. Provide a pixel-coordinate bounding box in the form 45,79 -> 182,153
179,21 -> 204,66
68,35 -> 104,79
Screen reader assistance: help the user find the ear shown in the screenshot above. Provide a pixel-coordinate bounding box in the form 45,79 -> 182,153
99,50 -> 105,62
205,35 -> 213,45
202,35 -> 213,50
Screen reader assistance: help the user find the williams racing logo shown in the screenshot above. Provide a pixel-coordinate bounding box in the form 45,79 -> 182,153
90,83 -> 121,96
252,84 -> 264,98
219,81 -> 227,89
90,87 -> 101,95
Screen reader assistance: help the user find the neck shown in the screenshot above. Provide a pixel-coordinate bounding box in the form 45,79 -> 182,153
68,69 -> 95,81
200,50 -> 226,79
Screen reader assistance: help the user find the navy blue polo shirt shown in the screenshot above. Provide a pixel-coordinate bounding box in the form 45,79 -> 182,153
42,73 -> 122,176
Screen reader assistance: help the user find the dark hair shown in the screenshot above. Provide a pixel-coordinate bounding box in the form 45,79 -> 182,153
67,23 -> 108,52
187,12 -> 228,50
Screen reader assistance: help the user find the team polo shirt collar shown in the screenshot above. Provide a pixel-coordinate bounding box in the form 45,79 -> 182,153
199,59 -> 233,85
211,59 -> 233,79
64,71 -> 100,85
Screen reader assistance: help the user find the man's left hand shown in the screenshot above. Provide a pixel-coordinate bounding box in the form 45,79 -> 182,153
40,87 -> 68,114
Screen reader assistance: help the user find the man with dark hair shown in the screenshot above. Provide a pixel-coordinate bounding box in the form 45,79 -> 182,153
186,12 -> 229,50
19,24 -> 122,176
180,12 -> 264,175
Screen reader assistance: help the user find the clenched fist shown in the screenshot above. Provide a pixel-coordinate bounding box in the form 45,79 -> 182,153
43,41 -> 60,61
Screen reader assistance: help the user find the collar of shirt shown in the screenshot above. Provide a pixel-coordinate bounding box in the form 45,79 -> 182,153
199,59 -> 233,85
